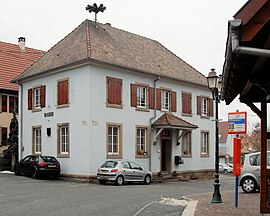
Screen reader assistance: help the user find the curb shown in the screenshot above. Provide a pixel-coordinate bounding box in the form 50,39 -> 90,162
182,200 -> 198,216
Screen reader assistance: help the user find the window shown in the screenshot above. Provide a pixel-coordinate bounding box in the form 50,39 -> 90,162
182,131 -> 192,156
28,85 -> 46,110
156,89 -> 176,112
9,96 -> 18,113
182,92 -> 192,115
161,90 -> 170,111
137,86 -> 147,108
107,77 -> 122,107
201,131 -> 209,156
197,96 -> 213,117
1,95 -> 7,112
107,123 -> 122,158
57,123 -> 70,157
0,127 -> 8,146
136,126 -> 149,156
33,127 -> 41,154
57,79 -> 69,106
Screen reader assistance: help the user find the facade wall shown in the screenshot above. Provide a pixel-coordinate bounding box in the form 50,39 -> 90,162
20,64 -> 215,176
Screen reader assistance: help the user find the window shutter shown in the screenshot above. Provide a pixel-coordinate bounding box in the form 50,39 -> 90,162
107,77 -> 122,106
28,89 -> 32,110
149,87 -> 155,109
156,89 -> 161,110
209,98 -> 214,117
1,127 -> 7,146
115,79 -> 122,105
197,96 -> 201,115
40,85 -> 46,108
130,84 -> 137,107
1,95 -> 7,112
171,91 -> 177,112
182,93 -> 192,114
9,96 -> 14,113
58,80 -> 69,105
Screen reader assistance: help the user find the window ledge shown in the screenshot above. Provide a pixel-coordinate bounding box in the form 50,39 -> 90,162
200,115 -> 210,119
136,155 -> 149,158
136,107 -> 149,112
182,155 -> 192,158
57,154 -> 70,158
107,155 -> 123,159
200,154 -> 210,157
106,103 -> 123,109
57,104 -> 69,109
182,113 -> 192,117
31,108 -> 42,113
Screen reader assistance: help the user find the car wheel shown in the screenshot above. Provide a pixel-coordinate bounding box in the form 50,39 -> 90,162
32,168 -> 39,179
144,175 -> 151,185
241,177 -> 257,193
15,166 -> 21,176
115,176 -> 124,186
99,180 -> 107,185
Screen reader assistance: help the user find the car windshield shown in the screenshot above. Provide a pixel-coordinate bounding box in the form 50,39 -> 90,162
101,161 -> 118,168
40,156 -> 58,163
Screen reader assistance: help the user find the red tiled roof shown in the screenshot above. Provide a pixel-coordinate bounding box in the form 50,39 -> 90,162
152,112 -> 198,129
0,41 -> 45,91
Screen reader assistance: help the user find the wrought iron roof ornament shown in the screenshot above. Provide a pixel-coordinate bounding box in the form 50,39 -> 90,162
86,3 -> 106,28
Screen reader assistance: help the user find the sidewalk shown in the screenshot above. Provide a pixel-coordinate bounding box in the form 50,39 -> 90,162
185,190 -> 266,216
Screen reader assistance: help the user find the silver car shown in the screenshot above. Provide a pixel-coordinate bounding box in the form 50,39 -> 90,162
97,160 -> 152,186
239,151 -> 270,193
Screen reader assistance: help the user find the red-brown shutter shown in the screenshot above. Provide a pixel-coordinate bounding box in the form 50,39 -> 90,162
107,77 -> 122,105
28,89 -> 32,110
114,79 -> 122,105
197,96 -> 201,115
9,96 -> 14,113
149,87 -> 155,109
171,91 -> 177,112
209,98 -> 214,117
156,88 -> 161,110
130,84 -> 137,107
182,93 -> 192,114
58,80 -> 69,105
1,127 -> 7,146
1,95 -> 7,112
40,85 -> 46,108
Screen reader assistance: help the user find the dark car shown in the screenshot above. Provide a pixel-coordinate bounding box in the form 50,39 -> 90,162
15,155 -> 61,179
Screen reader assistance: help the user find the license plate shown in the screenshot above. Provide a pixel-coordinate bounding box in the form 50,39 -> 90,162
48,165 -> 56,168
101,170 -> 108,173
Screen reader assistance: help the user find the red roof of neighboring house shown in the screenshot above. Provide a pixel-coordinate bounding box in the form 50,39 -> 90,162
0,41 -> 45,91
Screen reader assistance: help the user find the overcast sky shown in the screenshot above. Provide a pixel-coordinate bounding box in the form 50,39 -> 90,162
1,0 -> 260,131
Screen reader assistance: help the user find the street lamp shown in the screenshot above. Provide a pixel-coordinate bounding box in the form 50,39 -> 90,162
207,68 -> 223,204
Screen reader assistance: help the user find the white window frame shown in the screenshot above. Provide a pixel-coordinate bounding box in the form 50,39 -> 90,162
137,86 -> 147,108
201,97 -> 208,116
60,125 -> 69,155
108,125 -> 120,155
33,87 -> 41,109
161,90 -> 170,111
33,127 -> 41,154
201,131 -> 209,156
137,127 -> 147,155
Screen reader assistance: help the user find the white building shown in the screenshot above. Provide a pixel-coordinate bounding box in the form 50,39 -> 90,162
13,20 -> 215,178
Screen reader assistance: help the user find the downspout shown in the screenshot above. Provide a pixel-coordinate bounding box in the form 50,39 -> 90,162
149,75 -> 161,171
17,82 -> 23,160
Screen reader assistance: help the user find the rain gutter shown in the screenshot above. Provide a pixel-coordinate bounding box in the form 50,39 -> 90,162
222,19 -> 270,102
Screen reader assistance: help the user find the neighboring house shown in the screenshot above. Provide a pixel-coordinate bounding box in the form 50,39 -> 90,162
0,38 -> 44,155
12,20 -> 215,178
219,121 -> 255,164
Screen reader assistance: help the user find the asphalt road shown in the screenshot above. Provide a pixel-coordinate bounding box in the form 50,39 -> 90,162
0,173 -> 235,216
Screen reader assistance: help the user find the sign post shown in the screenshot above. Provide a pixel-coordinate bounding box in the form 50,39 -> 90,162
228,111 -> 247,208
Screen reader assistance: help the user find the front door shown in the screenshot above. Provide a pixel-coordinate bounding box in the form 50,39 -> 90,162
161,139 -> 172,173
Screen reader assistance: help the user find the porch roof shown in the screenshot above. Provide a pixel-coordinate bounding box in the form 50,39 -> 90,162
152,112 -> 198,130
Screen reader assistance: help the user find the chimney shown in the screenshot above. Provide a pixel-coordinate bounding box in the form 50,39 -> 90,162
18,37 -> 25,52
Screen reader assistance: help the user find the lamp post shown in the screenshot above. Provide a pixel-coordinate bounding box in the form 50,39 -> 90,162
207,68 -> 223,204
